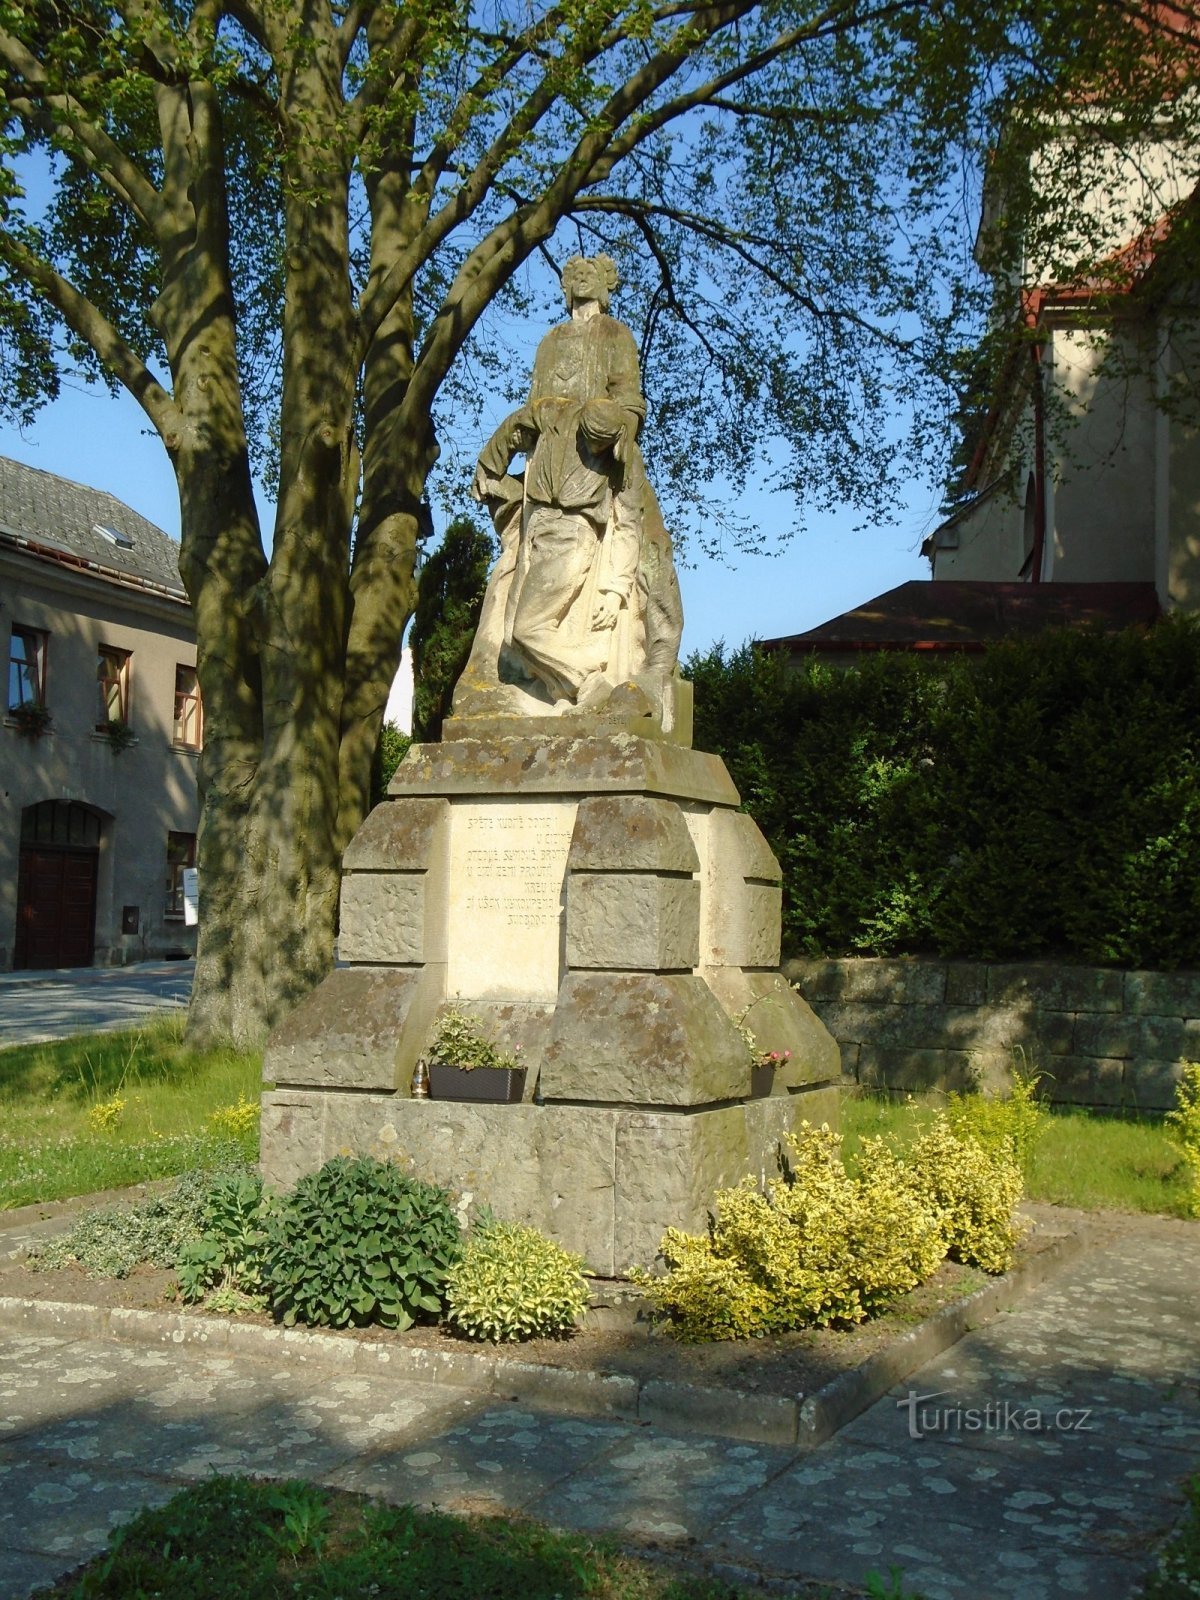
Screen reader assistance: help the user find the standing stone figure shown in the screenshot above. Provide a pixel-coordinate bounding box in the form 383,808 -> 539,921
454,254 -> 683,726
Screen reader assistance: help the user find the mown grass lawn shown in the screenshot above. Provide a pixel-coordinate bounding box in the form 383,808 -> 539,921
0,1018 -> 261,1209
841,1091 -> 1193,1217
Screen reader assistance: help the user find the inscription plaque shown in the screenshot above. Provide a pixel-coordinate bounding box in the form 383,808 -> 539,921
446,798 -> 578,999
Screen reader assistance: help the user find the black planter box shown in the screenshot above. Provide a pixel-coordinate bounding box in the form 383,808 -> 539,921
750,1063 -> 775,1099
427,1063 -> 527,1104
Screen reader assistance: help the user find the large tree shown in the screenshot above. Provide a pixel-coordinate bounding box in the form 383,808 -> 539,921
2,0 -> 1191,1044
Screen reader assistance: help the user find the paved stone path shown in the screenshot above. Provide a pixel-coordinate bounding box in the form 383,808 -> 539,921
0,962 -> 193,1048
1,1215 -> 1198,1599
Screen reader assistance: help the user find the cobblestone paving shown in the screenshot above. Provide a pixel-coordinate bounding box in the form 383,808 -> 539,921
1,1220 -> 1198,1599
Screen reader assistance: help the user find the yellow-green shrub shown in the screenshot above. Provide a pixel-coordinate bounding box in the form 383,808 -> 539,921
945,1063 -> 1045,1178
1165,1062 -> 1200,1218
904,1117 -> 1023,1275
635,1123 -> 945,1342
443,1218 -> 590,1342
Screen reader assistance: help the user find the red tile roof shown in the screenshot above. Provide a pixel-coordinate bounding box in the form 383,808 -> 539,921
760,581 -> 1161,653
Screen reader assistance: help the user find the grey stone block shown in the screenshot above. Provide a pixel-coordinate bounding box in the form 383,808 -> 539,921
787,1082 -> 844,1127
317,1097 -> 620,1276
1125,969 -> 1200,1018
784,957 -> 946,1005
1125,1058 -> 1187,1112
855,1045 -> 980,1094
986,962 -> 1123,1012
338,874 -> 425,964
944,962 -> 988,1007
566,873 -> 700,970
699,811 -> 783,968
224,1321 -> 358,1369
711,883 -> 782,969
255,1091 -> 810,1279
782,957 -> 842,998
342,796 -> 449,871
811,999 -> 1073,1058
0,1298 -> 106,1338
263,967 -> 421,1091
1037,1054 -> 1098,1106
540,971 -> 751,1105
955,1006 -> 1075,1056
567,794 -> 699,873
1074,1012 -> 1200,1061
1090,1057 -> 1129,1109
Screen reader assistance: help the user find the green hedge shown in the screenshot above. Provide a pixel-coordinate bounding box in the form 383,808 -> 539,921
688,617 -> 1200,968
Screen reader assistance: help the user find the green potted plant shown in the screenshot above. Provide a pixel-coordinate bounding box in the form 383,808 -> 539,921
10,701 -> 52,738
424,1006 -> 526,1104
102,717 -> 136,751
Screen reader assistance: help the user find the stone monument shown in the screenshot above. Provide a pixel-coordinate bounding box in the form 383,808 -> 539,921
260,256 -> 841,1275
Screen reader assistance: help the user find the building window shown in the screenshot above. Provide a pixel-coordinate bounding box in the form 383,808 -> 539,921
9,625 -> 46,710
165,831 -> 196,920
173,665 -> 202,749
97,645 -> 131,728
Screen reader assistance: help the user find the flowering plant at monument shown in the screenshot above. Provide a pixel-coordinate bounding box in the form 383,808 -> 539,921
428,1007 -> 520,1073
733,999 -> 791,1072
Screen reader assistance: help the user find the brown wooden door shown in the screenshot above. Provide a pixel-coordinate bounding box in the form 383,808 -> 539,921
15,846 -> 99,969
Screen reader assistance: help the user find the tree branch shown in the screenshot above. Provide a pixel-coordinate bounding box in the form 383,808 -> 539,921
359,0 -> 761,350
0,230 -> 181,439
577,193 -> 916,356
0,29 -> 167,239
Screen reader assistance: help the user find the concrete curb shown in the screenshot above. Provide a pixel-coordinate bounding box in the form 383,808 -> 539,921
0,1226 -> 1086,1448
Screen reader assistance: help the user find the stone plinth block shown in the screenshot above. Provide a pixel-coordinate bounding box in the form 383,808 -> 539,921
538,971 -> 749,1105
707,807 -> 781,883
342,797 -> 450,871
567,794 -> 700,873
389,733 -> 739,807
263,967 -> 423,1092
705,968 -> 841,1091
566,873 -> 699,971
263,730 -> 842,1275
338,875 -> 426,965
340,795 -> 450,967
612,1096 -> 797,1270
258,1090 -> 809,1276
695,808 -> 783,969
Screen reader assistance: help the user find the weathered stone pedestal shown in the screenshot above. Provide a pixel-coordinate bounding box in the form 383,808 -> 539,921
261,732 -> 841,1275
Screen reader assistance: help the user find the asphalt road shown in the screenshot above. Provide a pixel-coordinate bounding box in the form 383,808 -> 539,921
0,961 -> 193,1048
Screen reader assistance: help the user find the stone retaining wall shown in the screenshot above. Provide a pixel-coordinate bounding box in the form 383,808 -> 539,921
783,957 -> 1200,1111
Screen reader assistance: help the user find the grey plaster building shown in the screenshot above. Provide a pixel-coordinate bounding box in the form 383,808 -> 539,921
1,457 -> 199,969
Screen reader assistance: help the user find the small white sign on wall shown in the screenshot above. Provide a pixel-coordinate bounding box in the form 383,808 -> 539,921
182,868 -> 199,927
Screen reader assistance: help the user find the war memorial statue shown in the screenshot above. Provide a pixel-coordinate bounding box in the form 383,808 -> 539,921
260,257 -> 840,1275
452,252 -> 685,735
